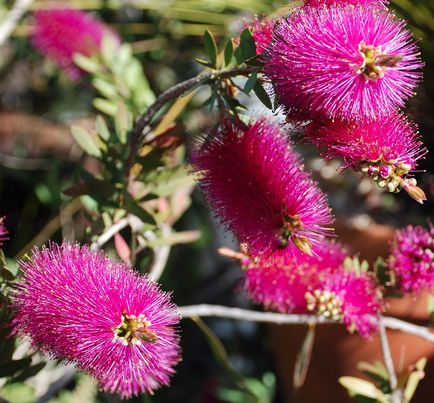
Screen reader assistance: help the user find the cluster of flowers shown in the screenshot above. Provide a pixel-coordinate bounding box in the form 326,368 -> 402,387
249,0 -> 427,203
192,0 -> 430,335
388,224 -> 434,294
12,243 -> 180,398
191,118 -> 382,337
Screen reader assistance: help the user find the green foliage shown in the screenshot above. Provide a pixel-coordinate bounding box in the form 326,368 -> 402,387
217,373 -> 276,403
204,30 -> 218,68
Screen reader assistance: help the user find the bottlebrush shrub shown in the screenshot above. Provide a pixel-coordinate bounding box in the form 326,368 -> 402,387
190,118 -> 333,258
265,5 -> 422,122
12,243 -> 180,398
32,8 -> 119,79
306,270 -> 382,337
244,241 -> 347,314
304,113 -> 427,202
388,224 -> 434,294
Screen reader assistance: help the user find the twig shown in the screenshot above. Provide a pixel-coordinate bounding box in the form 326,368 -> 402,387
126,65 -> 258,176
382,316 -> 434,343
179,304 -> 331,325
0,0 -> 33,46
178,304 -> 434,343
379,317 -> 402,403
147,224 -> 171,282
90,217 -> 130,251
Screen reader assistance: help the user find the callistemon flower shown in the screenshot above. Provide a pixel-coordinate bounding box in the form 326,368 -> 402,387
306,270 -> 382,337
265,5 -> 422,122
244,241 -> 347,313
388,224 -> 434,293
239,15 -> 274,55
12,243 -> 180,398
0,216 -> 8,245
304,113 -> 427,203
32,8 -> 119,79
190,118 -> 333,258
303,0 -> 388,7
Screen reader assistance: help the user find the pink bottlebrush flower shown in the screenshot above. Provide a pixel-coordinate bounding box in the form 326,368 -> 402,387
12,243 -> 180,398
0,216 -> 8,245
239,15 -> 274,55
244,241 -> 347,313
388,224 -> 434,294
32,8 -> 119,79
303,0 -> 387,7
306,270 -> 382,337
190,118 -> 333,258
265,6 -> 422,122
304,113 -> 427,203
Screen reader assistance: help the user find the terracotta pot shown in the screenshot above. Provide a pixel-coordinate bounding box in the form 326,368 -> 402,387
270,223 -> 434,402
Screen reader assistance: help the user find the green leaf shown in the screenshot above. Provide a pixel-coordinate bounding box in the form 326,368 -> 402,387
404,358 -> 427,403
0,383 -> 35,403
253,81 -> 272,109
93,98 -> 117,116
72,53 -> 100,73
71,126 -> 102,158
339,377 -> 389,403
95,115 -> 110,141
125,196 -> 156,225
204,30 -> 217,68
224,39 -> 234,66
101,34 -> 121,66
145,165 -> 195,198
93,77 -> 119,100
357,361 -> 389,382
243,72 -> 257,94
293,325 -> 315,390
114,102 -> 132,144
235,28 -> 256,63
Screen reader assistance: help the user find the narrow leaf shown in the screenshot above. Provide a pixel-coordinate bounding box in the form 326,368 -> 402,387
404,358 -> 427,403
253,81 -> 272,109
125,196 -> 156,225
71,126 -> 102,158
95,115 -> 110,141
93,98 -> 117,116
293,325 -> 315,389
357,361 -> 389,382
224,39 -> 234,66
235,28 -> 256,63
114,102 -> 132,144
72,53 -> 100,73
243,72 -> 257,94
339,377 -> 388,402
204,30 -> 217,67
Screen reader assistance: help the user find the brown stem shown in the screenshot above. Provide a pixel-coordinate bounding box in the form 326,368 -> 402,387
126,65 -> 258,178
